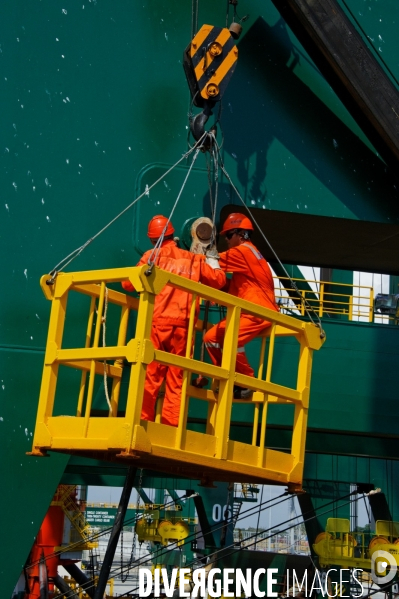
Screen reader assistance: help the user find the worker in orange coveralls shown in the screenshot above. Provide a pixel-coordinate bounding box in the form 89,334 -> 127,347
204,213 -> 279,399
122,215 -> 226,426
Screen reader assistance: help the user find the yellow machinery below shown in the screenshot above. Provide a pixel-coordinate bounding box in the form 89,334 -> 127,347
134,502 -> 192,547
313,518 -> 399,573
28,264 -> 325,487
136,516 -> 190,547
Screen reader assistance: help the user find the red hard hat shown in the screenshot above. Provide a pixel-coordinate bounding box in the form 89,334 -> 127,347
220,213 -> 254,235
147,215 -> 175,238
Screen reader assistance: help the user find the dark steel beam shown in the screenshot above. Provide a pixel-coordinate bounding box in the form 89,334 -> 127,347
64,564 -> 95,599
271,0 -> 399,171
93,466 -> 136,599
221,206 -> 399,275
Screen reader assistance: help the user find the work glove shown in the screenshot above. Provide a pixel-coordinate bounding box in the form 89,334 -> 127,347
205,245 -> 221,270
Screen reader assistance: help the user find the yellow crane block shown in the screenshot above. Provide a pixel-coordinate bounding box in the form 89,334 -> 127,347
136,513 -> 162,544
28,265 -> 325,487
157,520 -> 190,546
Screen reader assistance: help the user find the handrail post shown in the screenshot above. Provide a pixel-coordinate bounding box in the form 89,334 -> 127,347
84,281 -> 106,436
214,305 -> 241,460
176,294 -> 197,449
124,289 -> 156,442
31,284 -> 69,452
252,335 -> 267,446
319,282 -> 324,318
109,304 -> 130,417
291,339 -> 313,472
258,323 -> 275,466
369,287 -> 374,323
348,294 -> 353,322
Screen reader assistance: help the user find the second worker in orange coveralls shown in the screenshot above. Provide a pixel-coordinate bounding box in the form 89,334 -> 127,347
122,215 -> 226,427
204,213 -> 279,399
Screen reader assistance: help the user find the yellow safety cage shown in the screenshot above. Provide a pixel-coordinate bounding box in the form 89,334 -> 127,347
28,265 -> 325,487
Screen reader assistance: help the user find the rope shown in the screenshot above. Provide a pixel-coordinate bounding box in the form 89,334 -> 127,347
146,147 -> 201,271
101,287 -> 112,412
116,491 -> 364,599
47,133 -> 208,282
212,135 -> 325,338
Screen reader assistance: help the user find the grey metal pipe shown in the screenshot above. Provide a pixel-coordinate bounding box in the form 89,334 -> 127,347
63,563 -> 96,599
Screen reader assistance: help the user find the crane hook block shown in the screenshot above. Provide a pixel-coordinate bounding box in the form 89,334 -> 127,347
183,24 -> 238,142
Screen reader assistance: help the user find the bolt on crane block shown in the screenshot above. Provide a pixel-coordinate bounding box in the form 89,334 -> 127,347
28,265 -> 325,488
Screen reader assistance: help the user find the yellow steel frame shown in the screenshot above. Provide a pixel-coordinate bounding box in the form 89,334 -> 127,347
52,485 -> 98,550
29,265 -> 325,486
274,276 -> 376,323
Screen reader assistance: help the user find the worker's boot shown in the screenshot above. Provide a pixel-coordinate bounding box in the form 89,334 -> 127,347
233,386 -> 253,400
192,375 -> 209,388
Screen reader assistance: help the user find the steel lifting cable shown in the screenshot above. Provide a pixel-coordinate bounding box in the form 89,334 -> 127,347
51,490 -> 364,599
48,495 -> 193,599
46,133 -> 208,282
49,491 -> 291,599
105,493 -> 294,599
205,146 -> 219,242
201,492 -> 365,569
146,146 -> 202,272
211,145 -> 220,235
114,490 -> 330,592
212,135 -> 326,338
39,488 -> 367,599
182,492 -> 366,579
121,491 -> 370,598
117,491 -> 367,599
38,491 -> 203,598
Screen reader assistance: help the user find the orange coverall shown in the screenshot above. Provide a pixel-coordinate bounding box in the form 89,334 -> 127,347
204,241 -> 278,377
122,240 -> 226,426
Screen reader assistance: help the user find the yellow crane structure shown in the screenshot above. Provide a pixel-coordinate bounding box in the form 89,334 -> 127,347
28,263 -> 325,487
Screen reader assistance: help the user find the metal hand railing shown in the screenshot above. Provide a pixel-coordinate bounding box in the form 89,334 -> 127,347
274,276 -> 377,323
28,265 -> 325,487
